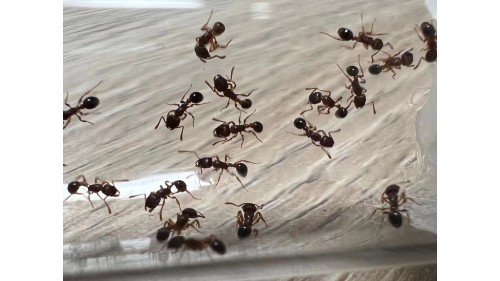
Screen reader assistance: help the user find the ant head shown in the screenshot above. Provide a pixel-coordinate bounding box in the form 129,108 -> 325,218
353,95 -> 366,108
241,99 -> 252,109
214,124 -> 231,138
335,107 -> 348,119
102,184 -> 119,196
189,92 -> 204,103
67,181 -> 81,194
401,51 -> 414,66
173,180 -> 187,192
320,136 -> 334,147
214,75 -> 228,91
385,184 -> 400,195
235,163 -> 248,177
182,208 -> 205,218
242,203 -> 258,213
346,66 -> 359,77
337,28 -> 354,41
167,236 -> 185,250
368,64 -> 382,75
156,226 -> 171,241
83,97 -> 99,109
237,226 -> 252,238
195,157 -> 213,168
425,49 -> 437,62
420,22 -> 436,37
252,122 -> 263,133
308,91 -> 322,104
293,118 -> 306,129
371,39 -> 383,50
212,22 -> 226,36
194,44 -> 210,59
388,212 -> 403,228
210,237 -> 226,254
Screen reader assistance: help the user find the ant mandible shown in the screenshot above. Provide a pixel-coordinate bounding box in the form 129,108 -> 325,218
225,202 -> 268,238
368,47 -> 414,79
86,177 -> 128,214
320,13 -> 392,50
293,116 -> 340,159
212,110 -> 264,147
167,235 -> 226,255
63,80 -> 103,129
300,88 -> 350,119
337,56 -> 376,114
413,21 -> 437,69
205,66 -> 255,111
369,184 -> 420,228
154,84 -> 208,141
195,9 -> 233,63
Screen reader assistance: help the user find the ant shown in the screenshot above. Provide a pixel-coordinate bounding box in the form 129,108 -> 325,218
225,202 -> 268,238
300,88 -> 350,119
369,184 -> 420,228
63,175 -> 93,206
167,235 -> 226,255
320,13 -> 392,50
205,66 -> 255,111
156,208 -> 205,242
63,80 -> 103,129
195,9 -> 233,63
129,180 -> 200,221
368,47 -> 414,79
338,56 -> 376,115
293,117 -> 339,159
154,85 -> 208,141
212,110 -> 264,147
178,150 -> 216,175
86,177 -> 128,214
413,22 -> 437,69
163,207 -> 206,236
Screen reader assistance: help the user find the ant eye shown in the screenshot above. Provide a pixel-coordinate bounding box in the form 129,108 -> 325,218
293,118 -> 306,129
421,22 -> 436,37
212,22 -> 226,35
252,122 -> 263,133
189,92 -> 204,103
235,163 -> 248,177
308,92 -> 322,104
83,97 -> 99,109
368,64 -> 382,75
337,28 -> 353,40
346,66 -> 359,76
372,39 -> 383,50
241,99 -> 252,109
401,52 -> 414,66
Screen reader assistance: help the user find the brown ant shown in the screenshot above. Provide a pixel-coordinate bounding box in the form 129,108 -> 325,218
156,208 -> 205,242
369,184 -> 420,228
163,207 -> 206,236
225,202 -> 268,238
205,66 -> 255,111
368,48 -> 414,79
178,150 -> 217,175
293,117 -> 340,159
154,85 -> 208,141
338,56 -> 376,115
413,22 -> 437,69
212,110 -> 264,147
129,180 -> 200,221
320,14 -> 392,50
63,175 -> 93,206
300,88 -> 350,119
195,9 -> 233,63
86,177 -> 128,214
63,80 -> 103,129
167,235 -> 226,255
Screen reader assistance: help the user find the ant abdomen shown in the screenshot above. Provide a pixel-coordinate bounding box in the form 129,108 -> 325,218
335,108 -> 348,119
426,49 -> 437,62
214,124 -> 231,138
338,28 -> 354,41
156,226 -> 171,241
372,39 -> 384,50
368,64 -> 383,75
346,66 -> 359,76
293,118 -> 306,129
167,236 -> 185,250
195,157 -> 213,168
388,212 -> 403,228
67,181 -> 81,194
401,52 -> 414,66
82,97 -> 100,109
173,180 -> 187,192
210,238 -> 226,254
252,122 -> 263,133
235,163 -> 248,177
189,92 -> 204,103
237,226 -> 252,238
308,91 -> 322,104
240,99 -> 252,109
194,45 -> 210,59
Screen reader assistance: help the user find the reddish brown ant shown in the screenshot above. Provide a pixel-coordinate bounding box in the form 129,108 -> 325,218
212,110 -> 264,147
154,85 -> 208,141
163,207 -> 206,236
86,177 -> 128,214
413,21 -> 437,69
368,48 -> 414,79
156,208 -> 205,242
338,56 -> 376,115
205,66 -> 255,111
195,9 -> 233,63
369,184 -> 420,228
225,202 -> 268,238
293,116 -> 340,159
300,88 -> 350,119
64,175 -> 93,206
320,14 -> 392,50
167,235 -> 226,255
63,81 -> 103,129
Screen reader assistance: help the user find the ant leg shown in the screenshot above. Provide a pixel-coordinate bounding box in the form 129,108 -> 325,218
225,202 -> 247,208
201,9 -> 213,31
370,49 -> 383,63
390,69 -> 397,80
253,212 -> 269,226
154,116 -> 167,129
63,117 -> 72,129
220,99 -> 231,111
365,101 -> 376,115
368,207 -> 391,220
198,57 -> 207,63
248,131 -> 263,143
181,188 -> 201,200
231,173 -> 248,191
320,146 -> 332,159
75,175 -> 89,185
253,229 -> 259,237
218,38 -> 233,49
235,159 -> 260,165
319,31 -> 343,41
398,192 -> 421,205
128,193 -> 147,210
212,135 -> 237,146
414,25 -> 426,42
206,55 -> 226,61
212,118 -> 227,124
413,57 -> 424,70
77,80 -> 103,104
327,129 -> 341,137
180,84 -> 193,102
187,111 -> 195,127
177,125 -> 185,141
239,132 -> 245,148
357,55 -> 365,78
300,104 -> 314,115
243,109 -> 257,123
75,113 -> 95,126
239,88 -> 256,97
214,169 -> 224,189
158,199 -> 166,221
352,41 -> 358,49
399,209 -> 411,224
168,195 -> 184,210
98,194 -> 112,214
205,81 -> 225,97
337,64 -> 353,82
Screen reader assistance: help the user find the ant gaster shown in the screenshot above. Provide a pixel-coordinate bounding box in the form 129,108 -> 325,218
225,202 -> 268,238
195,9 -> 232,63
63,81 -> 103,129
320,14 -> 392,50
338,56 -> 376,114
154,84 -> 208,141
300,88 -> 350,119
167,235 -> 226,255
63,175 -> 93,206
205,66 -> 255,111
369,184 -> 420,228
413,22 -> 437,69
212,110 -> 264,147
368,47 -> 414,79
293,116 -> 340,159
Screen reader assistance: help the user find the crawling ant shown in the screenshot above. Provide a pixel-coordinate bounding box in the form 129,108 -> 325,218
63,80 -> 103,129
163,207 -> 206,236
178,150 -> 216,175
212,110 -> 263,147
293,117 -> 339,159
368,47 -> 414,79
225,202 -> 268,238
167,235 -> 226,255
338,56 -> 376,114
86,177 -> 128,214
156,208 -> 205,242
300,88 -> 350,119
129,180 -> 200,221
413,22 -> 437,69
63,175 -> 92,206
320,14 -> 392,50
369,184 -> 420,228
154,85 -> 208,141
195,9 -> 233,63
205,66 -> 255,111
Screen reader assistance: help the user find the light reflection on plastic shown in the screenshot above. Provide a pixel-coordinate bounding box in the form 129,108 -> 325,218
64,0 -> 204,9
